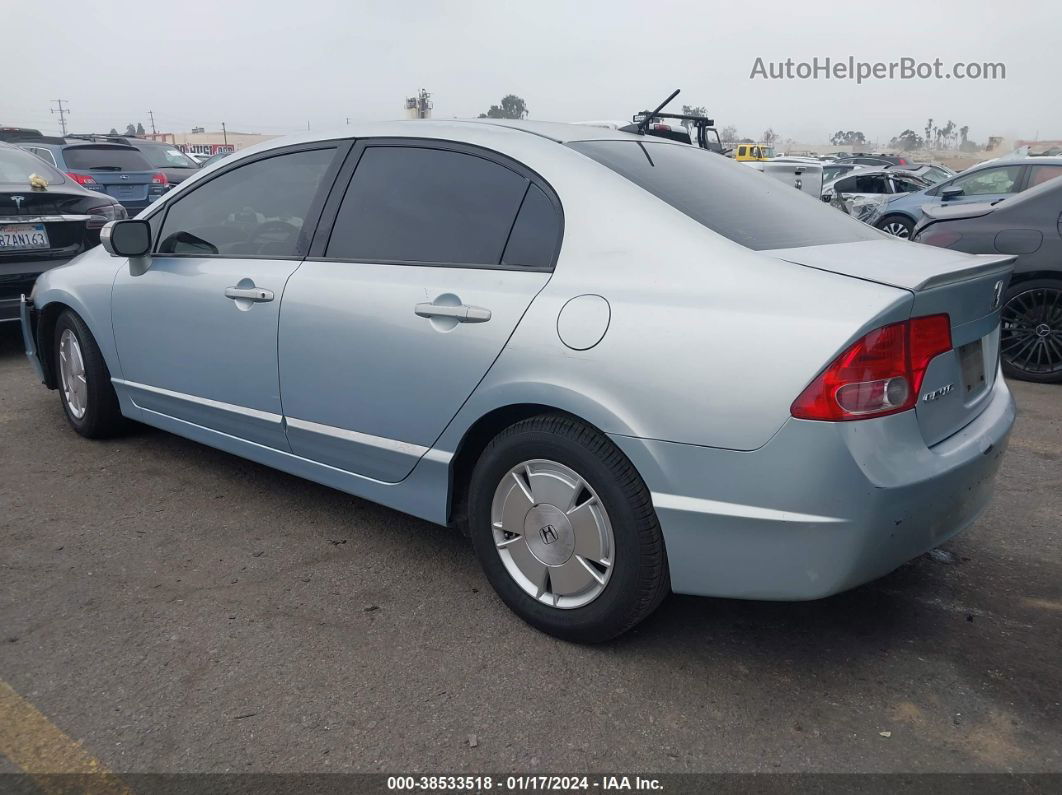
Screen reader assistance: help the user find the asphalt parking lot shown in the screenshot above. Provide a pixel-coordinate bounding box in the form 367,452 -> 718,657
1,324 -> 1060,775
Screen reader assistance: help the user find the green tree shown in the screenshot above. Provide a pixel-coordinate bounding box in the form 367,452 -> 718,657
889,129 -> 924,151
680,104 -> 707,132
125,124 -> 136,135
478,94 -> 529,120
108,128 -> 119,135
136,122 -> 146,136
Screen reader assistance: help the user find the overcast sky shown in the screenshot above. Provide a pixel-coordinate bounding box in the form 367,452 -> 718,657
4,0 -> 1059,145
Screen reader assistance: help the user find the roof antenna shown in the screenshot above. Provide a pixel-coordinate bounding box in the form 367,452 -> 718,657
638,89 -> 681,135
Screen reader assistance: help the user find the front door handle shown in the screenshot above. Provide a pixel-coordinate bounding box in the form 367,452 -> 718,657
414,302 -> 491,323
225,286 -> 274,302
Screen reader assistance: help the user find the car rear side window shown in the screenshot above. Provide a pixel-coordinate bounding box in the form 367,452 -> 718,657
1029,165 -> 1062,188
62,146 -> 152,172
156,147 -> 335,258
570,141 -> 880,250
326,146 -> 531,266
501,184 -> 561,269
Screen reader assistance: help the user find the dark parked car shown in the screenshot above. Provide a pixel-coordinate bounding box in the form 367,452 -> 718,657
835,153 -> 916,168
0,142 -> 124,322
913,176 -> 1062,383
66,135 -> 201,186
20,140 -> 169,214
0,127 -> 44,143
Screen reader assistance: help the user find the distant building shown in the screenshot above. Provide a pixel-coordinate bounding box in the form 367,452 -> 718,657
143,130 -> 276,156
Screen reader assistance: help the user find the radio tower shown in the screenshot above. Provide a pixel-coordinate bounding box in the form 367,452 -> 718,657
50,99 -> 70,135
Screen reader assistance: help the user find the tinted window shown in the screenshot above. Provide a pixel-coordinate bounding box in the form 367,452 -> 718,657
853,174 -> 890,193
952,166 -> 1022,195
63,145 -> 152,172
571,141 -> 880,250
326,146 -> 529,265
892,177 -> 927,193
157,147 -> 334,257
833,176 -> 857,193
501,184 -> 560,269
1029,165 -> 1062,188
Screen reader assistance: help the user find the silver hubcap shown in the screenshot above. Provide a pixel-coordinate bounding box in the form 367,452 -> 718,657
882,221 -> 910,238
58,329 -> 88,420
491,459 -> 614,609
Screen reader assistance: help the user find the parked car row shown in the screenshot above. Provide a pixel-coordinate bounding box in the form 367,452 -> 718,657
0,142 -> 126,322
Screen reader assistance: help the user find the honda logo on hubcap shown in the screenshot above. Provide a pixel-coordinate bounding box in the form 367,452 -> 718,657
539,525 -> 559,545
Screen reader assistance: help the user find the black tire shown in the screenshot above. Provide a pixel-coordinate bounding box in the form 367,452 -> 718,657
53,310 -> 127,438
876,214 -> 915,239
467,413 -> 669,642
1000,278 -> 1062,384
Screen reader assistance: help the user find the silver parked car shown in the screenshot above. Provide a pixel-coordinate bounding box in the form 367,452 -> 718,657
20,120 -> 1016,641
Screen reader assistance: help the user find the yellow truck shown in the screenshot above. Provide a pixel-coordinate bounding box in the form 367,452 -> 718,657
733,143 -> 776,161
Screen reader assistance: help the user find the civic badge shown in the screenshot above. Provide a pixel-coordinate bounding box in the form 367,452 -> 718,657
991,280 -> 1004,311
121,174 -> 129,180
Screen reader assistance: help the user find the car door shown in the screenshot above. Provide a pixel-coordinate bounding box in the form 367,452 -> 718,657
110,143 -> 345,449
278,140 -> 561,482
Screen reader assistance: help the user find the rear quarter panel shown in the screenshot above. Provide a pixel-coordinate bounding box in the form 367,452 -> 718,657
437,144 -> 913,453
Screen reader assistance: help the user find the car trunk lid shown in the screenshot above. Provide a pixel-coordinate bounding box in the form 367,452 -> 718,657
767,238 -> 1015,445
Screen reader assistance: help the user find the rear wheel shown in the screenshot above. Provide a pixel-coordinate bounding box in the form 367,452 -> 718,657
53,310 -> 127,437
876,214 -> 914,239
1000,279 -> 1062,384
467,414 -> 669,642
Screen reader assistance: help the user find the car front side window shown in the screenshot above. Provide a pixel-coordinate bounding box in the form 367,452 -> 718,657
952,166 -> 1022,196
156,147 -> 335,257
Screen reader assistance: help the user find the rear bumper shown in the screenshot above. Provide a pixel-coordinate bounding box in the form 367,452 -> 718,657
1,256 -> 73,321
20,295 -> 45,382
610,374 -> 1015,600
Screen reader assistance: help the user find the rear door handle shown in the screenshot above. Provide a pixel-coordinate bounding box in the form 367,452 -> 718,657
225,286 -> 274,302
414,303 -> 491,323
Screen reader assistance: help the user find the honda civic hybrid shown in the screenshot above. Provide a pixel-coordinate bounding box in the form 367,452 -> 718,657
20,120 -> 1015,641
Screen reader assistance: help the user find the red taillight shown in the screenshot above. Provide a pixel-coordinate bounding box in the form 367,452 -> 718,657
67,172 -> 97,186
651,123 -> 672,132
898,158 -> 909,166
791,315 -> 952,421
917,230 -> 962,248
151,171 -> 168,186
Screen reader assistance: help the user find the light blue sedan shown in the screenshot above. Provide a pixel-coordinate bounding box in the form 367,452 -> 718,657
873,156 -> 1062,238
21,120 -> 1016,641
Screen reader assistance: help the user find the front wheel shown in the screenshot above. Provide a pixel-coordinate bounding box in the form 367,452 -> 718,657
467,414 -> 670,642
1000,279 -> 1062,384
876,214 -> 914,239
53,310 -> 128,437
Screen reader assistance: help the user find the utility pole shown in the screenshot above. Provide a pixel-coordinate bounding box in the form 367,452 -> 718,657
50,99 -> 70,135
148,110 -> 157,135
345,117 -> 350,125
221,122 -> 228,146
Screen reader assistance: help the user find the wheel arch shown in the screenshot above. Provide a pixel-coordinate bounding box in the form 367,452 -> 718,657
446,402 -> 621,530
1008,269 -> 1062,288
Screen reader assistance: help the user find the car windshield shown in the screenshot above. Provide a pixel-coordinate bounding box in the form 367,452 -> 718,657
0,146 -> 66,184
138,144 -> 200,169
570,140 -> 881,250
63,145 -> 153,172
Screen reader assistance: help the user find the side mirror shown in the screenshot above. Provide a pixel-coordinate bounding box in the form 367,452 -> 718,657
101,219 -> 151,257
940,186 -> 964,200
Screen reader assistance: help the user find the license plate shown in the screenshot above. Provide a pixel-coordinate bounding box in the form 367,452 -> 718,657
0,223 -> 50,251
958,339 -> 986,397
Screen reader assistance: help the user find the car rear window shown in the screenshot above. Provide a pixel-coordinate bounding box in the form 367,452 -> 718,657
63,145 -> 152,172
0,147 -> 66,184
570,141 -> 881,250
136,143 -> 200,169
